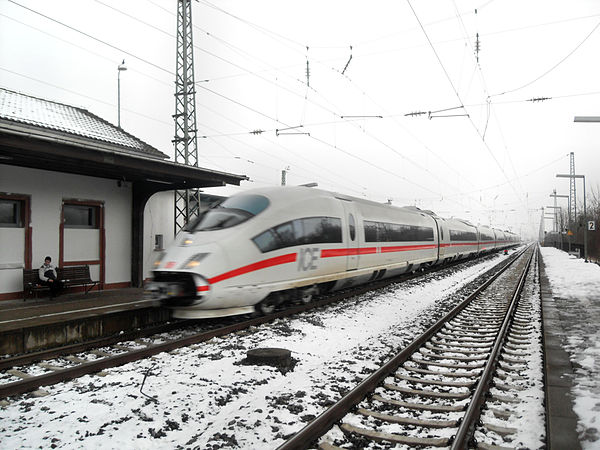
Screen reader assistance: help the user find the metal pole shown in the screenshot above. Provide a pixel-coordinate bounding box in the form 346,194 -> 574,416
584,176 -> 588,262
117,69 -> 121,128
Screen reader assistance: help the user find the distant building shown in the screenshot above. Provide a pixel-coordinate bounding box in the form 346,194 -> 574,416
0,88 -> 245,300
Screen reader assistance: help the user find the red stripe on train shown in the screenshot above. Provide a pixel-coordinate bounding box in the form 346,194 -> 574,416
321,247 -> 377,257
208,253 -> 297,284
380,244 -> 437,252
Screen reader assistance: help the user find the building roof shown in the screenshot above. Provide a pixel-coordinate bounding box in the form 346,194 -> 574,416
0,88 -> 167,159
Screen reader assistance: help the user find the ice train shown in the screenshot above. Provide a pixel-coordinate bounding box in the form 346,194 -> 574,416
146,186 -> 519,319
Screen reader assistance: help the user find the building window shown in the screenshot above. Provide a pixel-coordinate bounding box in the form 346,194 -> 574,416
64,204 -> 99,229
154,234 -> 164,251
0,199 -> 23,228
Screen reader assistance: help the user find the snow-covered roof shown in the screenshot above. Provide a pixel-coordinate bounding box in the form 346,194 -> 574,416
0,88 -> 167,159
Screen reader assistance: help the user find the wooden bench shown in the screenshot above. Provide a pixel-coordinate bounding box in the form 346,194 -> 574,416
23,265 -> 99,300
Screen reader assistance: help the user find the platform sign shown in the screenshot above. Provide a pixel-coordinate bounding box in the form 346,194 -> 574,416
589,221 -> 596,231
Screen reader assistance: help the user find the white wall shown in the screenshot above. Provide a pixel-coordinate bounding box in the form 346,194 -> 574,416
0,164 -> 132,294
143,191 -> 175,280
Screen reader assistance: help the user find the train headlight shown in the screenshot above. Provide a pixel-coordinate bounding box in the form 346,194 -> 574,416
181,253 -> 209,269
179,233 -> 194,246
153,251 -> 166,268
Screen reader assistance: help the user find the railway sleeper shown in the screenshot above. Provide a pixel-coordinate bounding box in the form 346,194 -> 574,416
502,348 -> 529,357
494,370 -> 526,381
500,355 -> 528,365
402,365 -> 482,378
425,342 -> 490,355
340,423 -> 450,447
444,323 -> 499,333
318,443 -> 344,450
434,333 -> 496,344
357,407 -> 458,428
7,369 -> 30,379
431,337 -> 493,348
503,342 -> 530,351
383,382 -> 471,399
490,392 -> 520,403
489,407 -> 514,420
418,349 -> 489,362
438,330 -> 500,339
372,394 -> 466,412
394,373 -> 476,388
451,315 -> 502,324
477,441 -> 515,450
493,382 -> 525,392
412,357 -> 485,370
483,422 -> 518,436
37,362 -> 65,371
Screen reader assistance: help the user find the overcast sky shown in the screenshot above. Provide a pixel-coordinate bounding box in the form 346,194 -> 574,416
2,0 -> 600,239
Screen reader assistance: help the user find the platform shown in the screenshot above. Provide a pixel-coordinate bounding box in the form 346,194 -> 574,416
539,246 -> 600,449
0,288 -> 169,355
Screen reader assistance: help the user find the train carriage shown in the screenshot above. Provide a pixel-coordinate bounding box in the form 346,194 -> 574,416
146,186 -> 518,319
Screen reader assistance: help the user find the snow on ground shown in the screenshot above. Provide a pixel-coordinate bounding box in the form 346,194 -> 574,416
0,253 -> 510,449
540,247 -> 600,448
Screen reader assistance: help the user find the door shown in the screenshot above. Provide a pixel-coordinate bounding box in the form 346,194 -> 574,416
341,201 -> 359,271
0,194 -> 31,298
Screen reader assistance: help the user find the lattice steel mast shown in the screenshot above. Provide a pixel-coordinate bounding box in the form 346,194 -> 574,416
173,0 -> 200,235
569,151 -> 576,224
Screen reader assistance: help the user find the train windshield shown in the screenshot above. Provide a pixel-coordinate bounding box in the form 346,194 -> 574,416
187,194 -> 270,232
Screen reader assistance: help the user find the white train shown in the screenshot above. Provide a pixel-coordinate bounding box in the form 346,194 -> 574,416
146,186 -> 519,319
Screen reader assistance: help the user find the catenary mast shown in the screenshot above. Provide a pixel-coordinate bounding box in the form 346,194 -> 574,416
173,0 -> 200,235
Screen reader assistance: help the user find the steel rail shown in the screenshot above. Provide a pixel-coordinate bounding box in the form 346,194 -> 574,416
277,244 -> 531,450
451,245 -> 535,448
0,248 -> 520,401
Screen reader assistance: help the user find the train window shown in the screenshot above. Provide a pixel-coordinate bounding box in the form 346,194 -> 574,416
252,216 -> 342,253
273,221 -> 296,248
188,194 -> 269,232
349,214 -> 356,241
220,194 -> 269,216
252,229 -> 279,253
449,229 -> 477,241
364,220 -> 433,242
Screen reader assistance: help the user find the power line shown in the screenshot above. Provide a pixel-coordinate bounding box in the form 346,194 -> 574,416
7,0 -> 173,76
491,20 -> 600,98
406,0 -> 526,210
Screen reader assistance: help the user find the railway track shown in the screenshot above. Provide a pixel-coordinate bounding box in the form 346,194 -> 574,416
279,244 -> 537,449
0,250 -> 521,402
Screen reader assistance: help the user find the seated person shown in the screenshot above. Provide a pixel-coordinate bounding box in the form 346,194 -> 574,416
39,256 -> 63,298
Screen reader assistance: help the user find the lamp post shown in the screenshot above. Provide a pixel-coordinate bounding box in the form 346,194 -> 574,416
117,60 -> 127,128
550,192 -> 570,251
557,173 -> 587,261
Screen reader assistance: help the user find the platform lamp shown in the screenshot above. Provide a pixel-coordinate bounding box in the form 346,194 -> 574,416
117,60 -> 127,128
557,173 -> 587,261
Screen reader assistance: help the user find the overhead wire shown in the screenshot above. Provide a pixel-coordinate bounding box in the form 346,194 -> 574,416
142,0 -> 477,203
406,0 -> 527,211
490,19 -> 600,98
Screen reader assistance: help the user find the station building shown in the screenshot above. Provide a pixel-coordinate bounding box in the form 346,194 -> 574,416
0,88 -> 246,300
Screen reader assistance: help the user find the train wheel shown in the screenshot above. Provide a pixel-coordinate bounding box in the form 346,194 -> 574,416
299,292 -> 313,304
256,298 -> 277,315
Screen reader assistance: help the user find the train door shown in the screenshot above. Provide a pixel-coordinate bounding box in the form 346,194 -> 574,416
341,201 -> 359,271
431,217 -> 443,263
